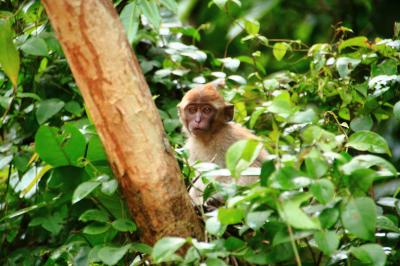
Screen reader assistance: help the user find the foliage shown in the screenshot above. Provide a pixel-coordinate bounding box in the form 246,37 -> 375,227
1,0 -> 400,265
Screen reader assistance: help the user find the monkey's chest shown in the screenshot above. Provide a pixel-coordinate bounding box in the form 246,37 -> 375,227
187,140 -> 229,168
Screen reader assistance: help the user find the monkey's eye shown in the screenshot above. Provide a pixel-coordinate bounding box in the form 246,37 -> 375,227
202,106 -> 213,114
187,106 -> 197,114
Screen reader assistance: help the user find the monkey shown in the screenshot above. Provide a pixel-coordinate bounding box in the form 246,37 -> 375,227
178,80 -> 268,205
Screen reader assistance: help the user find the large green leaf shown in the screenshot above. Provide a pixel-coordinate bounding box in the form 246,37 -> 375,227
338,36 -> 369,52
346,130 -> 391,155
20,36 -> 48,56
138,0 -> 161,30
314,230 -> 339,256
36,98 -> 65,124
226,139 -> 263,178
341,154 -> 397,177
310,179 -> 335,204
111,219 -> 137,232
218,207 -> 245,225
279,193 -> 320,230
120,2 -> 140,44
72,181 -> 101,204
35,125 -> 86,167
341,197 -> 376,240
0,19 -> 20,87
98,244 -> 131,266
350,244 -> 387,266
273,42 -> 289,61
151,237 -> 186,263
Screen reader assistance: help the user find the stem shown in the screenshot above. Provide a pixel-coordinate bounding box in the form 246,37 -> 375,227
287,225 -> 302,266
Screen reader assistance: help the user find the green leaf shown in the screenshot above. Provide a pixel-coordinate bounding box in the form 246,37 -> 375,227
151,237 -> 186,263
226,139 -> 263,178
319,207 -> 339,229
346,130 -> 391,155
160,0 -> 178,13
350,244 -> 387,266
342,154 -> 397,177
336,57 -> 361,78
341,197 -> 376,240
87,135 -> 107,162
138,0 -> 161,30
83,222 -> 110,235
211,0 -> 228,9
79,209 -> 109,223
301,125 -> 337,151
314,230 -> 339,256
393,101 -> 400,122
350,115 -> 373,131
268,91 -> 295,118
65,100 -> 82,116
376,215 -> 400,233
310,179 -> 335,204
36,98 -> 65,124
20,36 -> 48,56
273,42 -> 289,61
339,36 -> 370,52
35,125 -> 86,167
206,216 -> 226,236
120,2 -> 140,44
279,193 -> 320,230
305,156 -> 328,178
111,219 -> 137,232
205,257 -> 229,266
218,207 -> 245,225
244,19 -> 260,35
347,169 -> 375,195
72,181 -> 101,204
101,179 -> 118,195
245,210 -> 272,230
98,244 -> 131,265
0,19 -> 20,87
260,160 -> 275,186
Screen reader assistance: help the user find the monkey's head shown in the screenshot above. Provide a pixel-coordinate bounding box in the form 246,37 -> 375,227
178,80 -> 234,136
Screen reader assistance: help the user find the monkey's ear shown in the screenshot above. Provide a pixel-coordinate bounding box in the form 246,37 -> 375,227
224,104 -> 234,122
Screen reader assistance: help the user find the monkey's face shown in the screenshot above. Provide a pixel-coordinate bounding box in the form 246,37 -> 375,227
184,103 -> 216,135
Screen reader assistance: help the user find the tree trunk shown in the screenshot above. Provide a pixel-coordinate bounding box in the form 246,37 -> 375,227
41,0 -> 203,245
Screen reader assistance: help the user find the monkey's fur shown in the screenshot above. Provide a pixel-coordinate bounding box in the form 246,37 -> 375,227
178,80 -> 268,205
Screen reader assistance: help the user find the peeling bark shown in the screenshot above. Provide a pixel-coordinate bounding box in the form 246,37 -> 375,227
41,0 -> 203,244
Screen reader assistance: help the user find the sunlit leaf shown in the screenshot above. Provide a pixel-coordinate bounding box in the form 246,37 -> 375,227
151,237 -> 186,263
72,181 -> 101,204
0,19 -> 19,87
273,42 -> 289,61
339,36 -> 370,52
120,2 -> 140,44
346,130 -> 391,155
138,0 -> 161,30
226,139 -> 263,178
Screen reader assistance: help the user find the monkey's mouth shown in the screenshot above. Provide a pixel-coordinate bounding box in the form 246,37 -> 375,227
191,126 -> 207,133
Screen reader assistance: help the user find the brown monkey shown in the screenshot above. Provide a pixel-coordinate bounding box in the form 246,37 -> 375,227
178,80 -> 268,204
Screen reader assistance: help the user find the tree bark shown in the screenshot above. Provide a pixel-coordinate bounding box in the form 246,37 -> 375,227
41,0 -> 203,245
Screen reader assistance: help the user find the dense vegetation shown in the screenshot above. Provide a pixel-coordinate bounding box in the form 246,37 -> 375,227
1,0 -> 399,265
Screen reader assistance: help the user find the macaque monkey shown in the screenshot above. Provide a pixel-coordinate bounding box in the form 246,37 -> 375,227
178,80 -> 268,204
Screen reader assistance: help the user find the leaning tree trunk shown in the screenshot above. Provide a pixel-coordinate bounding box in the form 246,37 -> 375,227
41,0 -> 203,244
